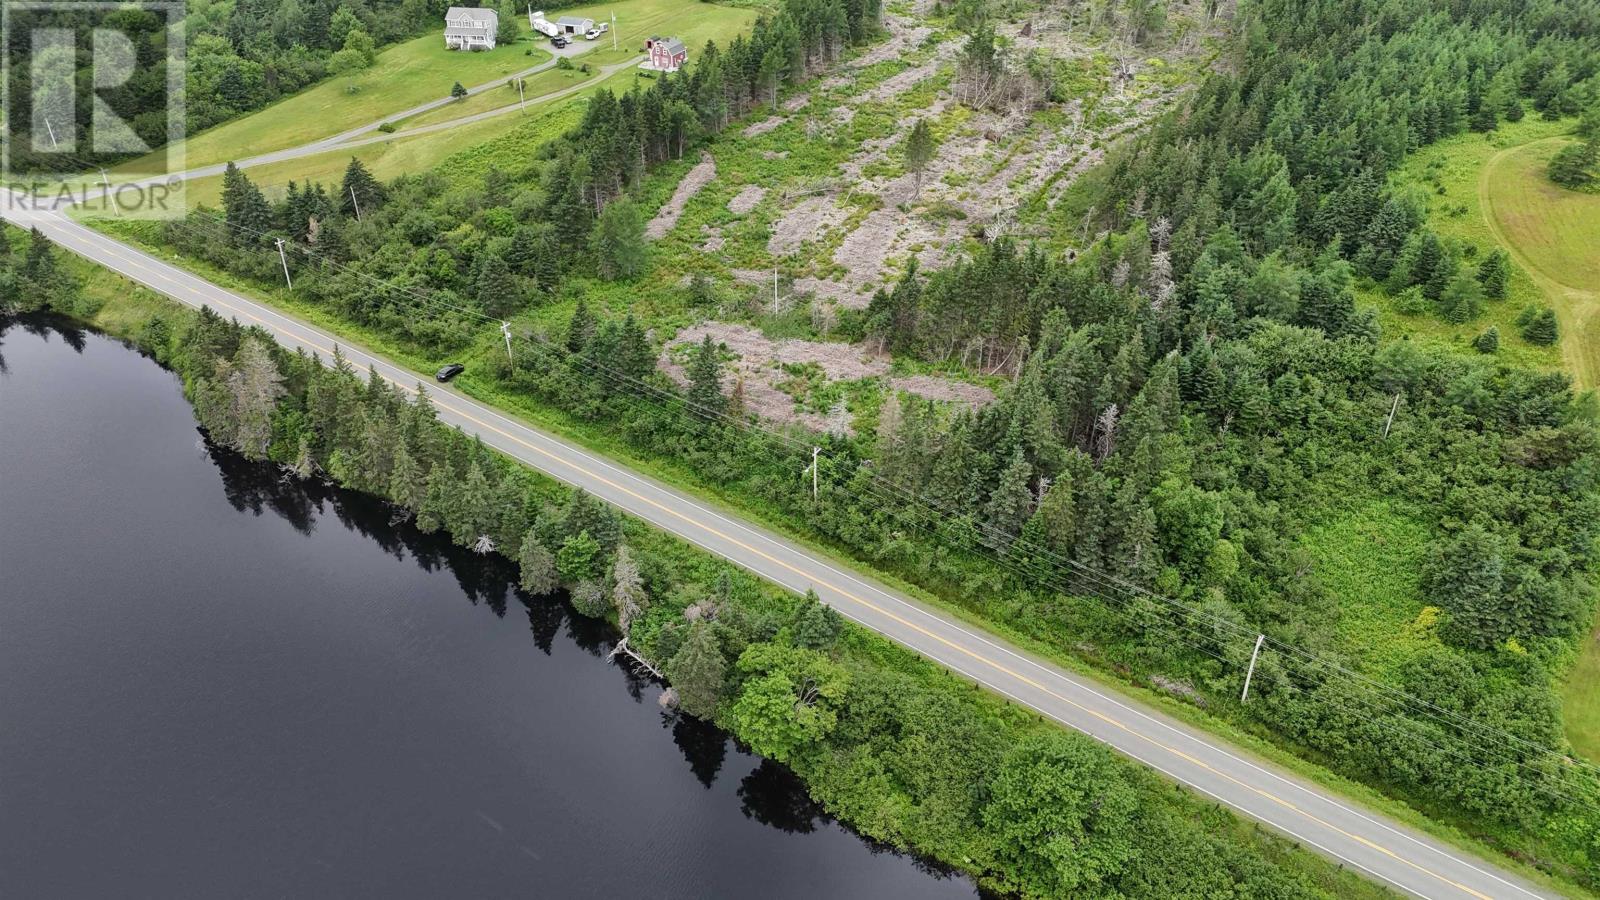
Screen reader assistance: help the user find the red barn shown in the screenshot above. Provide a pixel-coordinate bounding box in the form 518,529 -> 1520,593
644,36 -> 687,72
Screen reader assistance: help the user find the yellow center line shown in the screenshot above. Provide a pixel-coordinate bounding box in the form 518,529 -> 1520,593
60,217 -> 1491,900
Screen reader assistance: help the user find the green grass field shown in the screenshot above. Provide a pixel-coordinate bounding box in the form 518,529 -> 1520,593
1363,118 -> 1570,376
1301,501 -> 1433,674
114,34 -> 553,175
398,64 -> 600,128
172,91 -> 595,207
1480,135 -> 1600,390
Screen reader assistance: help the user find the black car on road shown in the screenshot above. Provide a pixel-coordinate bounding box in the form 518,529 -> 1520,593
436,363 -> 465,382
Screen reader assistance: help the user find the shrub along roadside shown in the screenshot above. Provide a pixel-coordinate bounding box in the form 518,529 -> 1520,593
6,233 -> 1392,900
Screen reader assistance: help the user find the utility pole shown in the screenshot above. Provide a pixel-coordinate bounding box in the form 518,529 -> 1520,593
43,119 -> 59,150
1240,634 -> 1266,702
517,78 -> 526,113
1382,392 -> 1401,439
612,12 -> 617,51
349,185 -> 362,222
773,266 -> 780,307
501,321 -> 514,363
99,168 -> 115,214
810,446 -> 820,500
274,238 -> 293,288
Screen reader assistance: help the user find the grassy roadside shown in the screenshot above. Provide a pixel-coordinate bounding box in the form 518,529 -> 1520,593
76,215 -> 1592,899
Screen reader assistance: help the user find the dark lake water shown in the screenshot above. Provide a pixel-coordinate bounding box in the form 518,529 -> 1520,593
0,318 -> 978,899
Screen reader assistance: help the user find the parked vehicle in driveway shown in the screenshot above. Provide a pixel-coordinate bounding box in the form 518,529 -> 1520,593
435,363 -> 465,382
549,34 -> 569,48
585,23 -> 607,39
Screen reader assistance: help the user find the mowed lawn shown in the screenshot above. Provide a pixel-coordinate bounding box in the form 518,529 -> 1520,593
1480,135 -> 1600,390
398,61 -> 601,129
113,33 -> 552,175
171,87 -> 597,208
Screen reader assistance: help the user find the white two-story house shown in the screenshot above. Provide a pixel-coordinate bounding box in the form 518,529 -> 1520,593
444,7 -> 499,50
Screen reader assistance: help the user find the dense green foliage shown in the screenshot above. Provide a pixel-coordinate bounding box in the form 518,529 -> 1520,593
106,0 -> 1600,886
10,242 -> 1393,898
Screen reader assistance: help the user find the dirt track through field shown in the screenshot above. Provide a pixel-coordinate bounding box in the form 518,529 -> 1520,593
1479,137 -> 1600,389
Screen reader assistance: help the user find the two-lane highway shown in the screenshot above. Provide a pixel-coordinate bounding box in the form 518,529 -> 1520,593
2,199 -> 1556,900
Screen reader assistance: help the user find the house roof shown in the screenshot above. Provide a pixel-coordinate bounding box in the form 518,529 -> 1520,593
658,37 -> 686,55
445,7 -> 498,27
556,15 -> 593,26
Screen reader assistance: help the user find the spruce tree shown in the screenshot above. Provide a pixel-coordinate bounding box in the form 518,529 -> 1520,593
18,227 -> 63,296
1423,525 -> 1507,649
984,449 -> 1035,548
417,463 -> 451,534
226,338 -> 285,461
904,119 -> 936,201
518,531 -> 559,595
388,441 -> 422,511
1440,269 -> 1484,324
686,335 -> 726,416
791,589 -> 842,651
339,157 -> 387,218
591,197 -> 648,281
1548,140 -> 1596,189
1473,326 -> 1500,353
448,461 -> 492,548
1020,474 -> 1076,556
1476,249 -> 1509,300
220,163 -> 271,246
474,253 -> 520,317
1410,231 -> 1443,295
616,313 -> 654,380
1523,308 -> 1560,345
610,545 -> 647,631
667,622 -> 727,719
566,297 -> 596,353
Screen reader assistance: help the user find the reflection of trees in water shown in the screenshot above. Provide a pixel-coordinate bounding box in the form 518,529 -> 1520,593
738,759 -> 825,834
668,711 -> 728,788
201,438 -> 961,882
1,314 -> 91,372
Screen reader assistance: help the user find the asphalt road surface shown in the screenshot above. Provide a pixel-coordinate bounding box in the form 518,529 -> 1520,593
1,199 -> 1556,900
